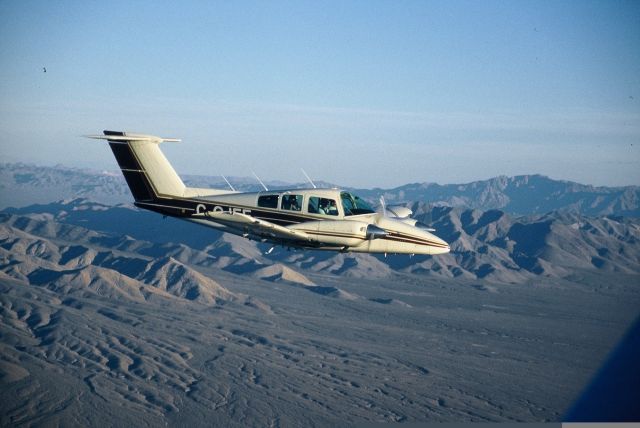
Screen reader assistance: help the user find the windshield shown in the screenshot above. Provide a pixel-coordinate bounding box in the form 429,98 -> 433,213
341,192 -> 375,216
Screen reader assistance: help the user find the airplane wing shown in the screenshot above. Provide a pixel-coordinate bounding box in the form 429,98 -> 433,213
193,211 -> 312,242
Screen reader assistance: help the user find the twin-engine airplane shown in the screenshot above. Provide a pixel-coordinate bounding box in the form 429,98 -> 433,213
87,131 -> 450,256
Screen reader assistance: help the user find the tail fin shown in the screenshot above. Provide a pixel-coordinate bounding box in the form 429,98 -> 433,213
87,130 -> 185,201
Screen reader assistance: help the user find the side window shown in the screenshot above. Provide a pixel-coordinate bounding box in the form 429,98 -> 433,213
308,196 -> 320,214
308,196 -> 339,216
281,194 -> 302,211
258,194 -> 279,209
341,193 -> 355,215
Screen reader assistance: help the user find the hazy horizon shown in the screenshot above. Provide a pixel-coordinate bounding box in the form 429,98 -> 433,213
2,158 -> 638,190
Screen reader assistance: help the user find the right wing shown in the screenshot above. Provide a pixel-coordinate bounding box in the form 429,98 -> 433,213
193,210 -> 312,242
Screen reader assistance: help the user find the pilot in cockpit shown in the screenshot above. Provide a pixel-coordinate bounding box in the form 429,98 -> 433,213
326,200 -> 338,215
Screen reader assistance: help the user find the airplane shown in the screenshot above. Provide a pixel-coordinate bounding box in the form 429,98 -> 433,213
86,130 -> 450,256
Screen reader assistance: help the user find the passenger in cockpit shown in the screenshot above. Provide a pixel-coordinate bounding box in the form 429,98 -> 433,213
290,197 -> 300,211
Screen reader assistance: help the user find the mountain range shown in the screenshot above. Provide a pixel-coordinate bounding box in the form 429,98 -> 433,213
4,198 -> 639,283
2,163 -> 639,216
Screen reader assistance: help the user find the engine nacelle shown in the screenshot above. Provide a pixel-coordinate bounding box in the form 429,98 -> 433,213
385,205 -> 413,219
399,218 -> 418,227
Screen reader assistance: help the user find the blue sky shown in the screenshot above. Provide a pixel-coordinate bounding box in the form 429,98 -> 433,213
1,0 -> 639,187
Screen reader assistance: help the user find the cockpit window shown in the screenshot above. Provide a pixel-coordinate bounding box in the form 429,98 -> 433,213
281,194 -> 302,211
341,192 -> 375,216
258,194 -> 279,209
308,196 -> 339,216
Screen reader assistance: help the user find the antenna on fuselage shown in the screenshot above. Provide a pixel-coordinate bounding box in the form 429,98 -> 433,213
221,175 -> 236,192
301,168 -> 317,189
252,171 -> 269,191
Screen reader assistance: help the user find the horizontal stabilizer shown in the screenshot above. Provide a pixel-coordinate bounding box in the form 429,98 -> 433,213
85,130 -> 180,144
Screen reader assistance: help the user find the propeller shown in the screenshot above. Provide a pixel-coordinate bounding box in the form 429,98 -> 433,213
378,195 -> 412,218
378,195 -> 387,217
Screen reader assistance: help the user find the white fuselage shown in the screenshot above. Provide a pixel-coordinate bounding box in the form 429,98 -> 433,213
184,188 -> 450,255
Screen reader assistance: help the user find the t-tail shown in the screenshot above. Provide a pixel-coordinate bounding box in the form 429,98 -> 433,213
86,130 -> 233,202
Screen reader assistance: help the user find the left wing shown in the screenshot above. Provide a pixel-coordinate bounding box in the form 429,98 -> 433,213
193,210 -> 312,242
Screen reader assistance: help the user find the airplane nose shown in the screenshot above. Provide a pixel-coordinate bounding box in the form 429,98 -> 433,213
426,233 -> 450,254
432,234 -> 448,248
429,243 -> 449,255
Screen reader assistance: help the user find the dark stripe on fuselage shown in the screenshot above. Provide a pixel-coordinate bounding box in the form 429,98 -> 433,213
135,197 -> 310,225
296,229 -> 365,240
385,233 -> 448,248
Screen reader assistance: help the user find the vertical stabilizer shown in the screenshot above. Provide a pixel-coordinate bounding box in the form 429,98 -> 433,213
88,130 -> 185,201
